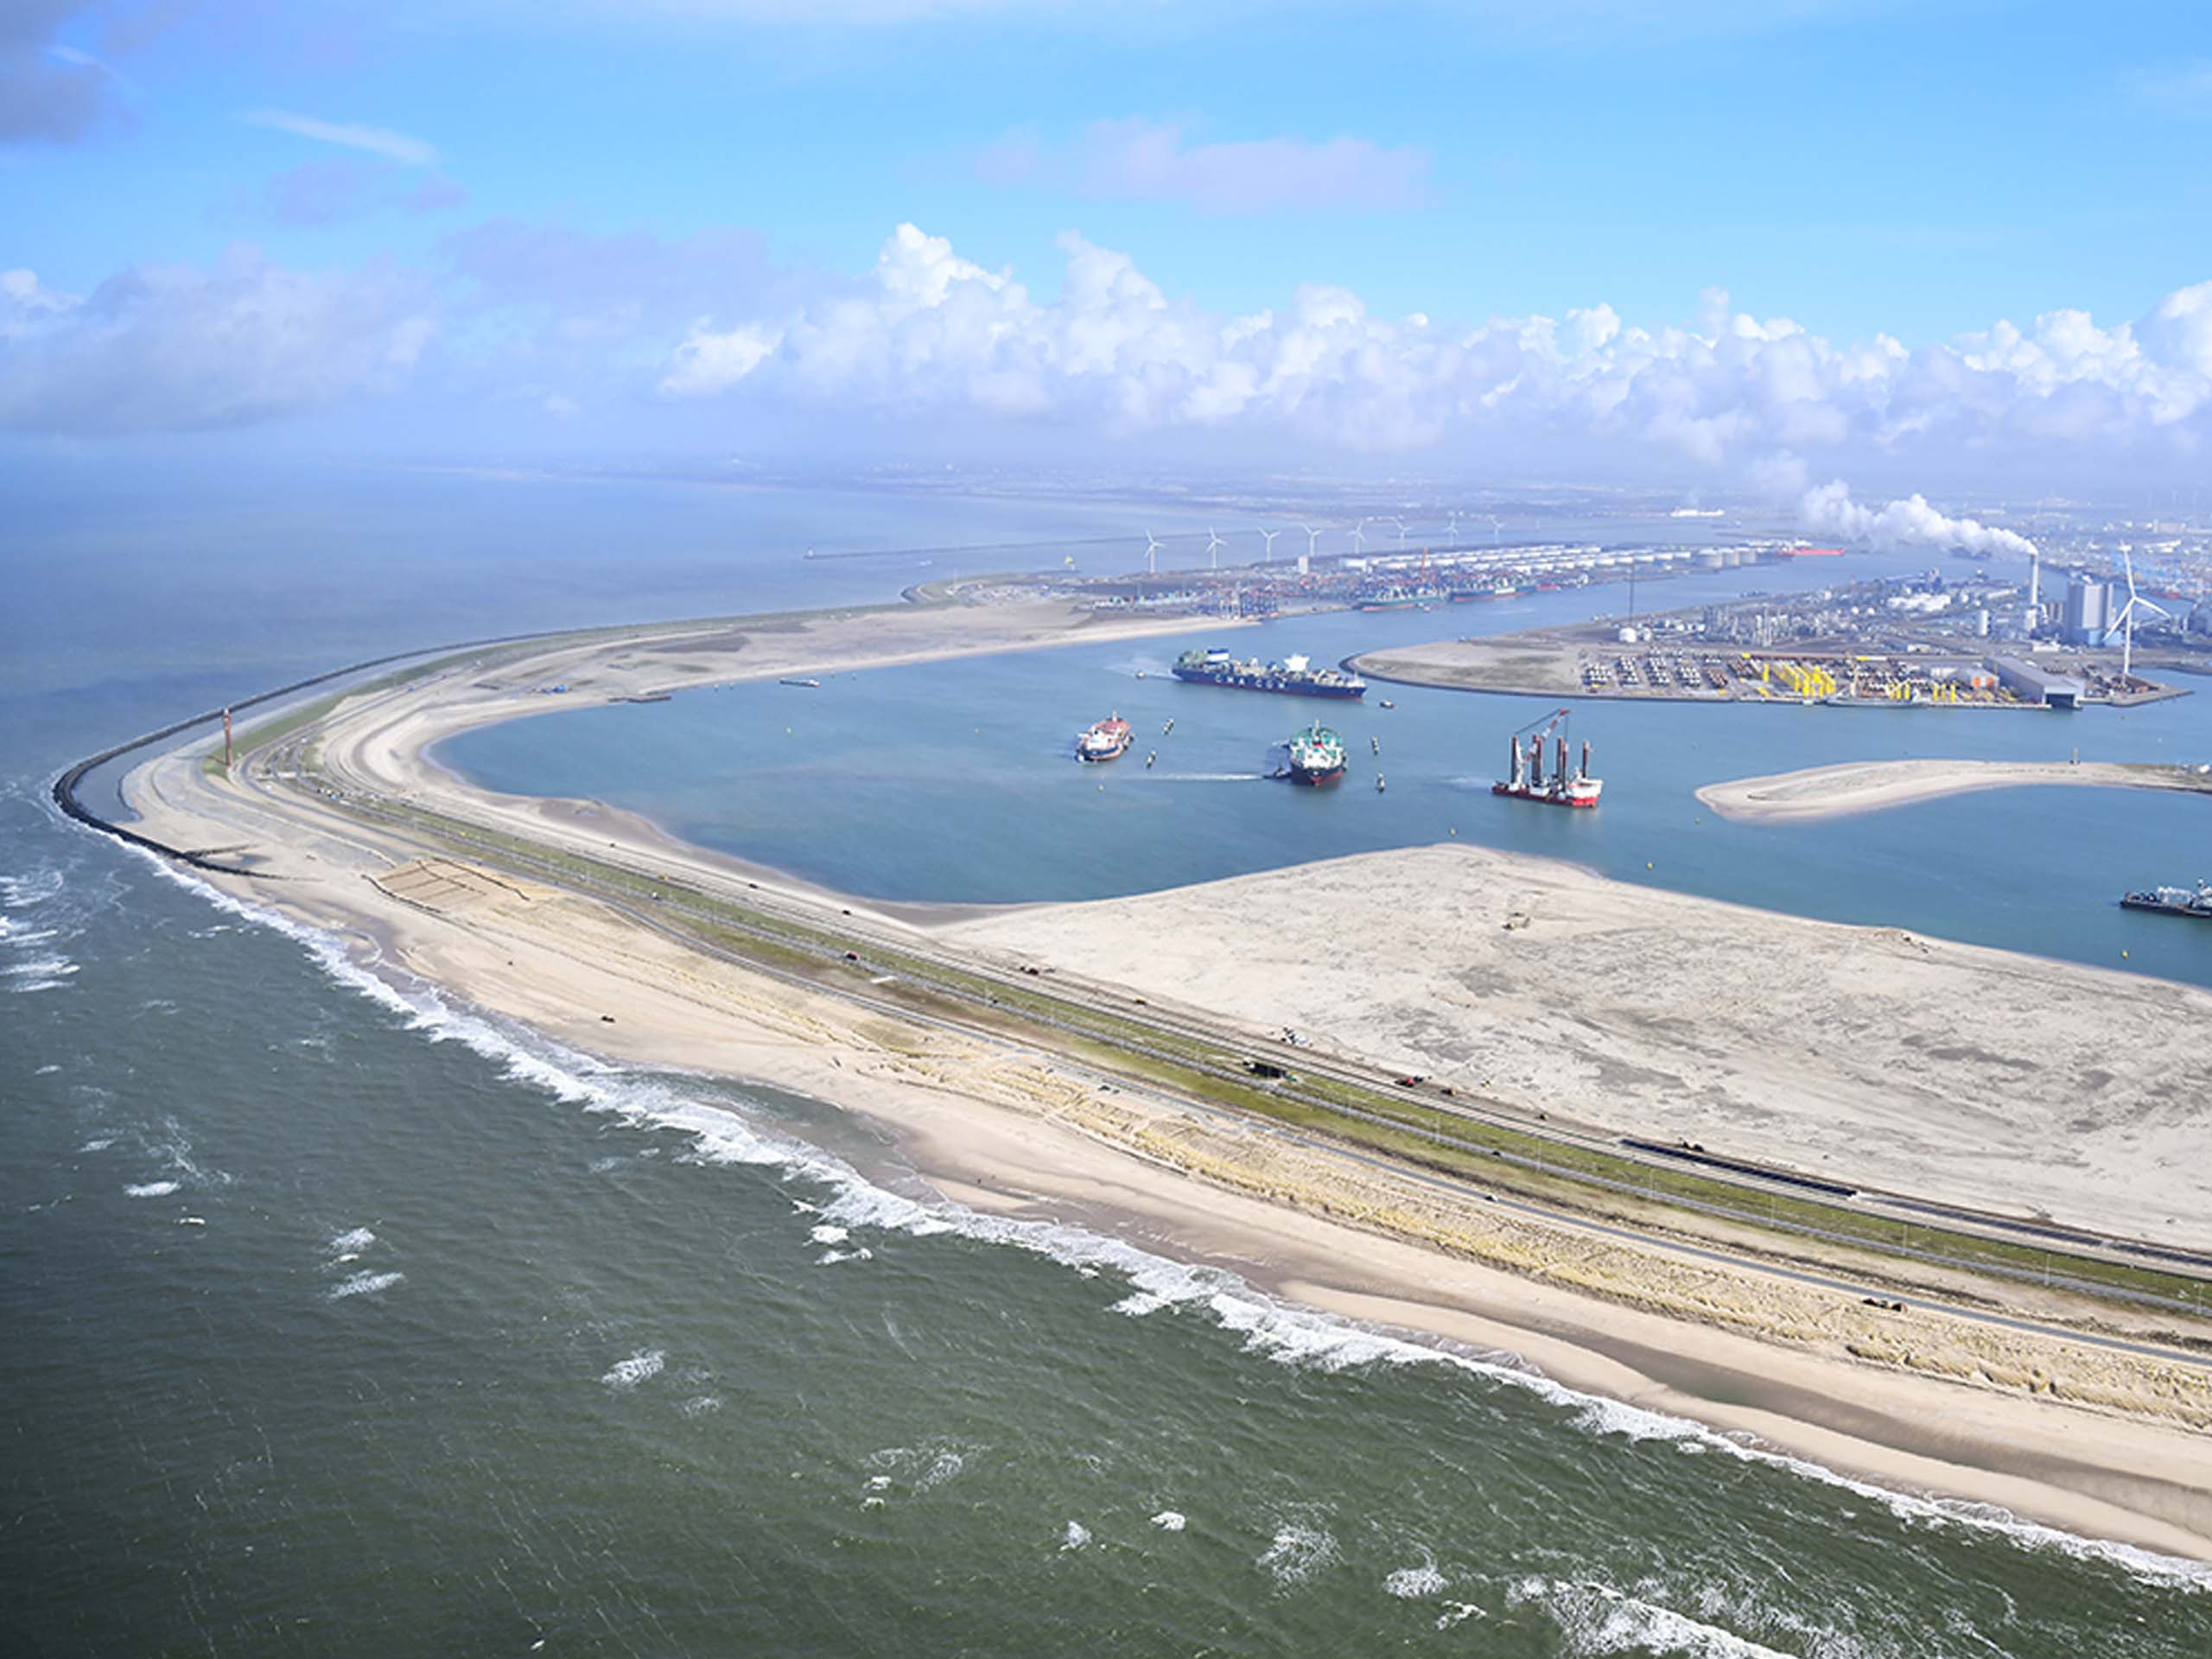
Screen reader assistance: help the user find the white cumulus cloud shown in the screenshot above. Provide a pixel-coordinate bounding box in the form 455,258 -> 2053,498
654,222 -> 2212,472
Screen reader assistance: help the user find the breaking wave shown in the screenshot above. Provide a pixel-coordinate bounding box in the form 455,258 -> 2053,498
601,1350 -> 665,1390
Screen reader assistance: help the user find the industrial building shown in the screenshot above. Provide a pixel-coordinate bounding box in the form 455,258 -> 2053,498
1993,656 -> 2087,709
2063,573 -> 2113,646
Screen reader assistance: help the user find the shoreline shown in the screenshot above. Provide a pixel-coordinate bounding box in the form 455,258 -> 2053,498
1697,758 -> 2212,824
99,601 -> 2212,1566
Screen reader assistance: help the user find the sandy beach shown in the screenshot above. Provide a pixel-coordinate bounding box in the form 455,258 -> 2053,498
1698,757 -> 2212,823
110,603 -> 2212,1563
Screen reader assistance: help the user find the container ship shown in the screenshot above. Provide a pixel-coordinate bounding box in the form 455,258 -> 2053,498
1286,723 -> 1347,786
1493,709 -> 1601,808
1077,715 -> 1133,762
1173,647 -> 1366,700
2120,879 -> 2212,919
1354,587 -> 1442,612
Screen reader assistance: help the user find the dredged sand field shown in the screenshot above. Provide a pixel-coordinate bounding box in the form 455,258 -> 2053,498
946,842 -> 2212,1249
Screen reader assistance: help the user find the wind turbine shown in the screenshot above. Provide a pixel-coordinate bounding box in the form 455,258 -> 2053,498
1349,518 -> 1368,555
1258,526 -> 1282,561
1446,511 -> 1460,546
1205,527 -> 1224,570
2114,550 -> 2170,682
1144,531 -> 1163,575
1301,524 -> 1323,560
1392,515 -> 1411,551
1486,513 -> 1503,545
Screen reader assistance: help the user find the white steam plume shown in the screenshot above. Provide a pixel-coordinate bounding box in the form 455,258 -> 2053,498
1798,480 -> 2035,559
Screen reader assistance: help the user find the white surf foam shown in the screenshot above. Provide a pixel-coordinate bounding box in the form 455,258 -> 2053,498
1258,1522 -> 1337,1585
1060,1521 -> 1090,1552
1384,1555 -> 1446,1599
3,957 -> 77,977
327,1226 -> 378,1257
329,1269 -> 404,1300
136,847 -> 2212,1593
124,1179 -> 180,1198
0,868 -> 66,909
78,1135 -> 115,1152
1148,1510 -> 1186,1532
809,1224 -> 849,1244
601,1349 -> 665,1390
1513,1577 -> 1798,1659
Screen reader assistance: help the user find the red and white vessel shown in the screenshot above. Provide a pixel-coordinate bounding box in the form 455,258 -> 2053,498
1493,709 -> 1601,808
1077,714 -> 1134,762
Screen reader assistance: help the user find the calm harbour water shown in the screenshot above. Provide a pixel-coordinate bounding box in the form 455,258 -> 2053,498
4,461 -> 2209,1655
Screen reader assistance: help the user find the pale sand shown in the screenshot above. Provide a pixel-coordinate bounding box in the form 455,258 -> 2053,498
949,842 -> 2212,1251
113,607 -> 2212,1562
1355,633 -> 1598,698
1699,758 -> 2212,823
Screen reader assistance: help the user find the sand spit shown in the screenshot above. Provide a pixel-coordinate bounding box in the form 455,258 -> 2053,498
1698,758 -> 2212,823
111,605 -> 2212,1562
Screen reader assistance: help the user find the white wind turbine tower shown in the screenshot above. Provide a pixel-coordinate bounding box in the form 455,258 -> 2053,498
1392,515 -> 1411,550
1349,518 -> 1368,555
1446,511 -> 1460,546
1486,513 -> 1503,545
1144,531 -> 1164,575
2114,550 -> 2170,683
1299,524 -> 1321,575
1258,526 -> 1282,562
1205,527 -> 1224,569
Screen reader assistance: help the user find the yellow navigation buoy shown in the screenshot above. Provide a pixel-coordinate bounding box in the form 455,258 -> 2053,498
1646,861 -> 1654,869
2122,950 -> 2130,959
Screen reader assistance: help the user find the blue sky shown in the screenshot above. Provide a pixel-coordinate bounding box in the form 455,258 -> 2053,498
6,1 -> 2212,496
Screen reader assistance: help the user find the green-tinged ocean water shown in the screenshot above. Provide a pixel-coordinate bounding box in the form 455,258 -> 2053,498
4,461 -> 2209,1655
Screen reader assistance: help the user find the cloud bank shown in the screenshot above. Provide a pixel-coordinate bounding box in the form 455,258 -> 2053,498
9,215 -> 2212,510
0,251 -> 431,433
660,223 -> 2212,474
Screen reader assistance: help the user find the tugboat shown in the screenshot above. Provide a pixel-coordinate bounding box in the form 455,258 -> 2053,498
2120,879 -> 2212,919
1492,709 -> 1601,808
1077,715 -> 1134,763
1286,723 -> 1347,786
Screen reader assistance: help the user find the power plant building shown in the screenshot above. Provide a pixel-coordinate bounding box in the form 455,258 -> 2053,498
2063,573 -> 2112,646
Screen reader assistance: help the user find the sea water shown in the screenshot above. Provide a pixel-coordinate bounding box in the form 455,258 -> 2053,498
4,461 -> 2209,1654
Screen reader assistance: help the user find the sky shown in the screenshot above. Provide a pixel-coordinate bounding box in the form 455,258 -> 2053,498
5,1 -> 2212,506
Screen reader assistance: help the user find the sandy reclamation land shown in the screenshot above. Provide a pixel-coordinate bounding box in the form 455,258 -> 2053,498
1698,758 -> 2212,823
111,601 -> 2212,1563
949,842 -> 2212,1247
